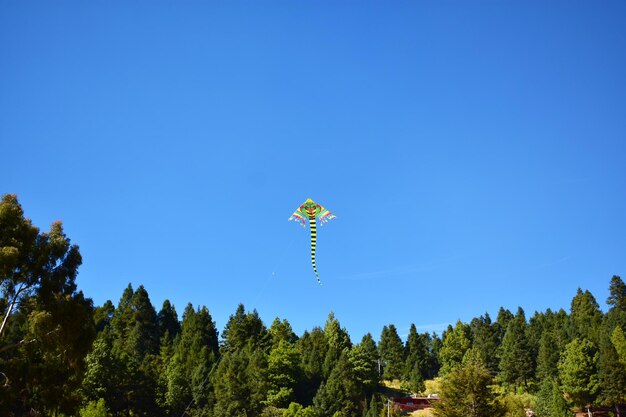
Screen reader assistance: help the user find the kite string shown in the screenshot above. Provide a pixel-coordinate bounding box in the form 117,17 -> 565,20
179,355 -> 222,417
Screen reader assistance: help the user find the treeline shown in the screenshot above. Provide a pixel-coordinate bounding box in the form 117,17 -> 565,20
2,194 -> 626,417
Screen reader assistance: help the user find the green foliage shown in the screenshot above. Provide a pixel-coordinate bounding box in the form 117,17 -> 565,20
438,321 -> 472,376
534,378 -> 570,417
470,313 -> 500,374
266,340 -> 303,408
557,338 -> 599,410
378,324 -> 404,380
569,288 -> 603,343
434,348 -> 504,417
80,399 -> 112,417
283,402 -> 315,417
348,333 -> 379,395
498,307 -> 533,389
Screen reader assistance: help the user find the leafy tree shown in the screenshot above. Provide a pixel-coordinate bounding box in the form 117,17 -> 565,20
558,338 -> 599,414
80,398 -> 112,417
378,324 -> 404,380
94,300 -> 115,332
438,321 -> 471,376
499,307 -> 533,389
494,307 -> 514,344
433,348 -> 504,417
0,195 -> 95,416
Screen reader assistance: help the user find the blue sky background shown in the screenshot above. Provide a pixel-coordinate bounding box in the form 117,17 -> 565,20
2,1 -> 625,342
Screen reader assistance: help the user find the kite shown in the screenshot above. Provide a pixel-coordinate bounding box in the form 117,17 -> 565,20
289,198 -> 336,284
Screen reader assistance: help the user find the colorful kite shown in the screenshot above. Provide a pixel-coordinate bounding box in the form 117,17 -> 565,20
289,198 -> 336,284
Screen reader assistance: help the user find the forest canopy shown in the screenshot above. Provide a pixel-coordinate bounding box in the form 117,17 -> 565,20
1,194 -> 625,417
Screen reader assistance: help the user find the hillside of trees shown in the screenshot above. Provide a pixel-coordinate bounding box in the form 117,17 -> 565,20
2,193 -> 626,417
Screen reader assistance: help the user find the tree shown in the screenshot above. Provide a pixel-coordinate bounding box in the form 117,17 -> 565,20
266,339 -> 303,408
166,303 -> 219,416
157,299 -> 181,342
323,312 -> 352,378
558,338 -> 599,415
498,307 -> 533,389
378,324 -> 404,380
0,194 -> 95,416
469,313 -> 499,374
597,329 -> 626,417
534,378 -> 570,417
296,327 -> 328,404
313,350 -> 360,417
438,321 -> 471,376
569,288 -> 602,344
348,333 -> 379,395
433,348 -> 504,417
607,275 -> 626,312
222,304 -> 268,352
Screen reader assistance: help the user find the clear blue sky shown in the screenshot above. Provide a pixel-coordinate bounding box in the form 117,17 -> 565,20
2,1 -> 625,342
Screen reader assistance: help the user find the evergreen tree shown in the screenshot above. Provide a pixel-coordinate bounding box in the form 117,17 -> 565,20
558,338 -> 599,414
438,321 -> 471,376
94,300 -> 115,332
296,327 -> 328,404
608,275 -> 626,312
378,324 -> 404,380
498,307 -> 533,389
348,333 -> 379,395
469,313 -> 499,374
157,299 -> 181,341
166,303 -> 219,416
313,350 -> 360,417
534,378 -> 570,417
433,348 -> 504,417
269,317 -> 298,347
222,304 -> 268,352
323,312 -> 352,378
569,288 -> 602,343
494,307 -> 514,344
266,339 -> 303,408
597,329 -> 626,417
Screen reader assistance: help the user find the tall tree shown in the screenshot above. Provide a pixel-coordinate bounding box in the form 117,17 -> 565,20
348,333 -> 379,395
498,307 -> 533,389
0,194 -> 95,416
323,312 -> 352,378
469,313 -> 499,374
558,338 -> 599,415
438,321 -> 472,376
265,339 -> 302,408
569,288 -> 602,343
607,275 -> 626,312
378,324 -> 404,380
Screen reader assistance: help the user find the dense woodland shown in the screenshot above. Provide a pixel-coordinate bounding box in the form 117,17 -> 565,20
2,193 -> 626,417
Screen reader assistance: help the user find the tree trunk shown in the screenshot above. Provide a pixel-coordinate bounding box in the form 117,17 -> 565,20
0,284 -> 26,338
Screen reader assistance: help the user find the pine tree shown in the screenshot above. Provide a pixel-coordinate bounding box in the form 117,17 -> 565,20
296,327 -> 328,404
597,328 -> 626,417
266,339 -> 303,408
438,321 -> 471,376
469,313 -> 499,374
378,324 -> 404,380
348,333 -> 379,395
569,288 -> 602,343
558,338 -> 599,414
433,348 -> 504,417
323,312 -> 352,378
608,275 -> 626,312
498,307 -> 533,389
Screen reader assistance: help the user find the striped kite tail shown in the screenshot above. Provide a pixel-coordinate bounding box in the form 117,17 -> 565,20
308,217 -> 321,284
